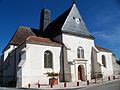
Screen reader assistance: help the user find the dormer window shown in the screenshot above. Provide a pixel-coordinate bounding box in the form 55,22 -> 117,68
77,46 -> 84,58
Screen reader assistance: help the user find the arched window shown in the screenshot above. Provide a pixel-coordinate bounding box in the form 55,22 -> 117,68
102,55 -> 106,67
44,50 -> 53,68
81,48 -> 84,58
77,48 -> 81,58
77,47 -> 84,58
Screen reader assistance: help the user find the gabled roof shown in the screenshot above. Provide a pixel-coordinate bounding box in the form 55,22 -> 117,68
42,4 -> 94,39
10,26 -> 40,45
95,45 -> 112,53
3,26 -> 40,52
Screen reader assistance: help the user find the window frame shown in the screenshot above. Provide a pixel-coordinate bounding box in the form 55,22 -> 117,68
102,55 -> 107,68
77,46 -> 84,59
44,50 -> 53,69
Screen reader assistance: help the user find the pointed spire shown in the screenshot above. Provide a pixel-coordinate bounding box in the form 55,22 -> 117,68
73,0 -> 76,4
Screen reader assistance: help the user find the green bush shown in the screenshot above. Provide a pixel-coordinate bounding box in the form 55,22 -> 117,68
45,72 -> 59,78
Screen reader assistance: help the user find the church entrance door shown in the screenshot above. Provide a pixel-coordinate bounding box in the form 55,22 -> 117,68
78,65 -> 85,80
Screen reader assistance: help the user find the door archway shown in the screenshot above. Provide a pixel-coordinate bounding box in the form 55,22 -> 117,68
78,65 -> 85,81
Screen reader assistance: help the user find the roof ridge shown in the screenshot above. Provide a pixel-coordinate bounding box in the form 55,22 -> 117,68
19,26 -> 31,30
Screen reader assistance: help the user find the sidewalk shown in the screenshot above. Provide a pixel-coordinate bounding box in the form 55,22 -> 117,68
22,81 -> 87,90
22,78 -> 120,90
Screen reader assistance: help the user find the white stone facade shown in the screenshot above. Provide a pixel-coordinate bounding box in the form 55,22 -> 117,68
0,31 -> 119,88
62,33 -> 94,81
0,3 -> 120,88
97,52 -> 113,78
17,43 -> 61,87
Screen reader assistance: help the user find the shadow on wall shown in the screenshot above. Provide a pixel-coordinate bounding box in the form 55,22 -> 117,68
59,46 -> 72,82
0,51 -> 23,87
0,54 -> 16,87
116,60 -> 120,65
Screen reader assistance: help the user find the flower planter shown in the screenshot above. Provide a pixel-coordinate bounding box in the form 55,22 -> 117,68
45,72 -> 59,85
49,78 -> 58,85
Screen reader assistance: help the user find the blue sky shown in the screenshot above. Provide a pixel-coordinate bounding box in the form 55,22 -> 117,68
0,0 -> 120,58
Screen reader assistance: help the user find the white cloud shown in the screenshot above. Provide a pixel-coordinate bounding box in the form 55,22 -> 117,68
92,28 -> 120,44
92,31 -> 110,40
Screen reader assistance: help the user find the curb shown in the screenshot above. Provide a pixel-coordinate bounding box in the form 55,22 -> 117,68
3,79 -> 120,90
18,86 -> 85,90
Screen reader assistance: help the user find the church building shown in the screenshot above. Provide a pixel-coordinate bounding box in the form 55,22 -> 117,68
0,2 -> 119,87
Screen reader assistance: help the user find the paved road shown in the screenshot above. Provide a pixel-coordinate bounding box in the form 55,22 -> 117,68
78,80 -> 120,90
0,80 -> 119,90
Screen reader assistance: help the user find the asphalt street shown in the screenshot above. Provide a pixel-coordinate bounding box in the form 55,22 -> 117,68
78,80 -> 120,90
0,80 -> 119,90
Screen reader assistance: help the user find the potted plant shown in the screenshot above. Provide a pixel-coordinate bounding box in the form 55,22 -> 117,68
45,72 -> 59,85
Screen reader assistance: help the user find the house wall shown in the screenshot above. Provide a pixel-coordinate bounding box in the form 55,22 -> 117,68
15,43 -> 26,87
2,51 -> 16,85
112,55 -> 120,76
91,47 -> 101,79
2,43 -> 25,86
21,43 -> 61,87
62,33 -> 95,81
3,45 -> 17,61
2,45 -> 17,85
97,52 -> 113,78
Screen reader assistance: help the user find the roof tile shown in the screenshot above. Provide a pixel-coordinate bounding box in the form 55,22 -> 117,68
27,36 -> 61,46
95,45 -> 112,53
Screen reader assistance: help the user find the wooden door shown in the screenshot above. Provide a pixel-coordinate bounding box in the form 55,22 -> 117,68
78,65 -> 82,80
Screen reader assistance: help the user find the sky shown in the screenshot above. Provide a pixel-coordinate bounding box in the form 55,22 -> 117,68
0,0 -> 120,59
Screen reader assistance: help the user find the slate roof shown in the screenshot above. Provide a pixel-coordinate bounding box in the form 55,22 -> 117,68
42,5 -> 71,38
42,4 -> 94,39
27,36 -> 61,46
95,45 -> 112,53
